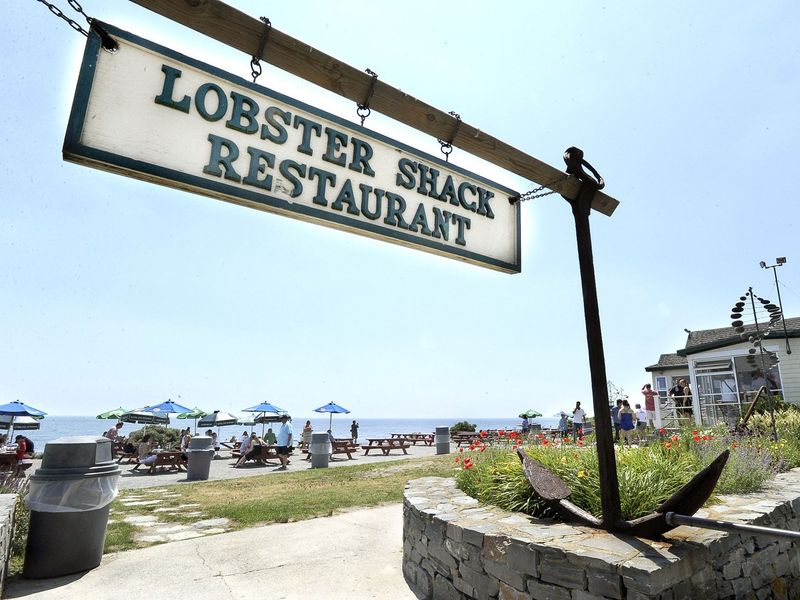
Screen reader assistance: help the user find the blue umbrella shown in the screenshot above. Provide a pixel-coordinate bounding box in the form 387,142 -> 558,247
0,400 -> 47,440
145,399 -> 193,415
243,402 -> 288,435
313,402 -> 350,430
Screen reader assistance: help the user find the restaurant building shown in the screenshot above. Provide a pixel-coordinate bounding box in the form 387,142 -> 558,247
645,317 -> 800,428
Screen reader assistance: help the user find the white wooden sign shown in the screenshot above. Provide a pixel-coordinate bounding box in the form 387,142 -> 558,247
64,25 -> 521,273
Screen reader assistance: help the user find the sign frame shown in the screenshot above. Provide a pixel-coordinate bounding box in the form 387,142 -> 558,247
64,24 -> 522,273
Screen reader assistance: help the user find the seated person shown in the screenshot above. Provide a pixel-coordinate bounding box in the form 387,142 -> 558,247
18,435 -> 34,457
121,437 -> 136,455
234,433 -> 255,467
265,428 -> 277,445
133,434 -> 158,469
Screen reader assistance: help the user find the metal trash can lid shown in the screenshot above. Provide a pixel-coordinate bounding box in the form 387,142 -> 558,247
188,435 -> 213,450
32,436 -> 121,480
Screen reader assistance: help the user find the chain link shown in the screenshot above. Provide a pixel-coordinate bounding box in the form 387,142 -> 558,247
357,68 -> 378,126
250,17 -> 272,83
513,175 -> 572,202
438,111 -> 461,163
36,0 -> 90,36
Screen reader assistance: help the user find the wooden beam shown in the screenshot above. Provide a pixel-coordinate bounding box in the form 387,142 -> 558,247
127,0 -> 618,216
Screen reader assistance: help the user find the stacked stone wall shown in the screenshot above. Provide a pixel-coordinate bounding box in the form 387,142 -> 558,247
0,494 -> 17,596
403,471 -> 800,599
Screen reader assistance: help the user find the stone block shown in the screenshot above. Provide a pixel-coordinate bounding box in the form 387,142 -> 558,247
722,559 -> 742,580
446,537 -> 471,561
586,568 -> 622,599
539,556 -> 586,590
458,563 -> 499,599
506,540 -> 538,578
774,552 -> 791,577
484,534 -> 511,563
497,580 -> 530,600
484,558 -> 527,591
433,573 -> 464,600
526,578 -> 571,600
452,576 -> 476,598
448,521 -> 464,543
404,560 -> 432,599
731,576 -> 754,597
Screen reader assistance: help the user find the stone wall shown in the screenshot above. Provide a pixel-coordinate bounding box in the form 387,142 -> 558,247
0,494 -> 17,596
403,471 -> 800,600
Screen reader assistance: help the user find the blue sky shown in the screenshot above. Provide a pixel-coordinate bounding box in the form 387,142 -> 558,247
1,1 -> 797,418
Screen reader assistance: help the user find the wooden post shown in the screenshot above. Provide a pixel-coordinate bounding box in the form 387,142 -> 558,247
126,0 -> 618,215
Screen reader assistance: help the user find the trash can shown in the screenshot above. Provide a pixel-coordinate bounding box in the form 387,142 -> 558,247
187,435 -> 214,481
23,436 -> 121,579
435,426 -> 450,455
309,432 -> 331,468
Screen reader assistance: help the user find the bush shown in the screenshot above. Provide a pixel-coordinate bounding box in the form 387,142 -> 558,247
450,421 -> 476,434
125,426 -> 181,449
455,411 -> 800,522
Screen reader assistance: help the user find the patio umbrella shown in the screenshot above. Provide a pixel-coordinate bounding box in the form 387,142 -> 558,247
176,407 -> 208,434
0,400 -> 47,440
197,411 -> 239,428
313,401 -> 350,431
518,410 -> 542,419
96,407 -> 129,420
0,415 -> 41,431
197,410 -> 240,442
144,399 -> 193,416
243,401 -> 288,435
119,409 -> 170,425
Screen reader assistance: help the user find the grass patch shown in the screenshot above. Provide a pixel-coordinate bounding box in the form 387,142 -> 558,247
106,455 -> 455,551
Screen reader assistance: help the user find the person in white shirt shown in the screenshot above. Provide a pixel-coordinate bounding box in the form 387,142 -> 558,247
572,402 -> 586,441
634,404 -> 647,440
275,415 -> 293,470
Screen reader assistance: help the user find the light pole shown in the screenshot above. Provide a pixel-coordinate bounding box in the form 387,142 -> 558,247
760,257 -> 791,355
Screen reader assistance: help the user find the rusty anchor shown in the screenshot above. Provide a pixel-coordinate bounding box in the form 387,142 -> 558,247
520,148 -> 732,538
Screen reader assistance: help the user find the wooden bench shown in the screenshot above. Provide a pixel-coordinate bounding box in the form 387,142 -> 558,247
234,445 -> 292,466
361,438 -> 411,456
132,451 -> 187,475
331,440 -> 358,459
0,453 -> 31,476
391,433 -> 434,446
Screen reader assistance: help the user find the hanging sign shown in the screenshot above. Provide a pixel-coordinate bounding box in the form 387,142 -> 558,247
64,25 -> 521,273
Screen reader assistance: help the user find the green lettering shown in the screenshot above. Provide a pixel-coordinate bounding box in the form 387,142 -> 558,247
203,134 -> 241,182
154,64 -> 190,113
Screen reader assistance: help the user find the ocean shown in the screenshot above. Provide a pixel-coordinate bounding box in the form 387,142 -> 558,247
17,416 -> 562,451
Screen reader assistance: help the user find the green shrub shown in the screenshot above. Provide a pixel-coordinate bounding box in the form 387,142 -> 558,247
125,426 -> 181,449
450,421 -> 476,434
455,411 -> 800,522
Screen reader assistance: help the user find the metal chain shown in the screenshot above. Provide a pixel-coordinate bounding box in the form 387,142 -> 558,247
357,69 -> 378,126
250,17 -> 272,83
36,0 -> 90,37
513,175 -> 572,202
438,111 -> 461,163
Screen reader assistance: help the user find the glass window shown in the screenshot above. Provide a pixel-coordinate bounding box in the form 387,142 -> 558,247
734,355 -> 782,395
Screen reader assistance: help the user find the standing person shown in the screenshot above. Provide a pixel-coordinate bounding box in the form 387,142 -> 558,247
572,402 -> 585,441
301,420 -> 314,449
680,379 -> 693,417
350,420 -> 359,444
634,403 -> 647,441
641,384 -> 658,429
521,416 -> 530,435
558,413 -> 569,438
668,379 -> 686,414
618,400 -> 636,446
610,399 -> 622,442
275,414 -> 293,471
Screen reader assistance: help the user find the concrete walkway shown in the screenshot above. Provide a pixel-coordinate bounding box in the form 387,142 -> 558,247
5,503 -> 422,600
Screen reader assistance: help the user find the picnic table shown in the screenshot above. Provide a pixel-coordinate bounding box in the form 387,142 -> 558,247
233,444 -> 292,466
132,450 -> 187,475
361,438 -> 410,456
390,433 -> 434,446
0,451 -> 30,476
451,432 -> 481,447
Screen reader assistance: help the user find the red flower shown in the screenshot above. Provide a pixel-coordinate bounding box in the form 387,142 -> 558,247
577,440 -> 583,447
732,442 -> 738,449
692,431 -> 699,436
479,431 -> 487,438
469,444 -> 476,451
464,462 -> 475,470
479,445 -> 487,453
459,448 -> 464,453
703,435 -> 712,441
658,428 -> 666,435
537,433 -> 545,440
542,439 -> 549,446
454,457 -> 460,463
499,429 -> 506,437
693,436 -> 701,443
665,441 -> 672,449
671,435 -> 679,442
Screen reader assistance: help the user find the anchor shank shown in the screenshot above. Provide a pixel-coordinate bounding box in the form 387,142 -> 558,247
567,181 -> 621,530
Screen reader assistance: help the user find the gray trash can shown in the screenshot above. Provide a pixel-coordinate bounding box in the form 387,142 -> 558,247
435,426 -> 450,455
23,436 -> 121,579
309,432 -> 331,468
187,435 -> 214,481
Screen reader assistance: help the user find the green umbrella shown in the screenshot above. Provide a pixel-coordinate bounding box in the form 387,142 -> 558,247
518,410 -> 542,419
177,407 -> 209,434
96,407 -> 129,420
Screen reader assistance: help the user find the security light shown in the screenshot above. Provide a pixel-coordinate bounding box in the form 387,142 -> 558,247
760,261 -> 767,268
776,257 -> 787,265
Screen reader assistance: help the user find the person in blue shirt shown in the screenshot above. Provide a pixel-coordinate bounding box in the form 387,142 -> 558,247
618,400 -> 636,446
275,415 -> 293,470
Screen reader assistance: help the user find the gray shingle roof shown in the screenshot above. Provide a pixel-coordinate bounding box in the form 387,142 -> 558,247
645,353 -> 688,371
680,316 -> 800,355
